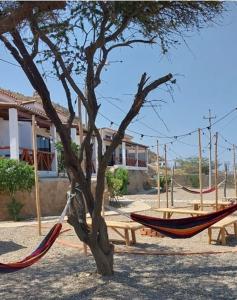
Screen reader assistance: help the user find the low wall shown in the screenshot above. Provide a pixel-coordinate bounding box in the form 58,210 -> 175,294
0,177 -> 108,221
127,170 -> 150,194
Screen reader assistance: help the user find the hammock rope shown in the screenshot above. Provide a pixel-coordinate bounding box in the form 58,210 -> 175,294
173,179 -> 226,194
0,191 -> 74,273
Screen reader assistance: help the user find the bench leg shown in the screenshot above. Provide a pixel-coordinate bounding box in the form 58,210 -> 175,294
124,229 -> 130,246
193,203 -> 199,211
208,228 -> 212,244
131,230 -> 136,244
221,228 -> 226,245
234,223 -> 237,237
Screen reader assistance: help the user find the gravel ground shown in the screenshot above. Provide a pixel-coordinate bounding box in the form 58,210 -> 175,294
1,188 -> 237,300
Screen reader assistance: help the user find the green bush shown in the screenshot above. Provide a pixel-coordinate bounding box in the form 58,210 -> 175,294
154,175 -> 171,192
114,168 -> 128,194
55,141 -> 80,175
7,198 -> 24,221
106,168 -> 129,200
0,159 -> 35,221
188,174 -> 199,188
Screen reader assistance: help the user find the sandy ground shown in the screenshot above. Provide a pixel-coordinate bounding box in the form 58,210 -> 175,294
1,188 -> 237,300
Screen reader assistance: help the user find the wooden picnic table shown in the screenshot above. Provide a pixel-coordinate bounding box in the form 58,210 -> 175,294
208,216 -> 237,245
86,219 -> 143,246
192,201 -> 230,211
154,208 -> 208,219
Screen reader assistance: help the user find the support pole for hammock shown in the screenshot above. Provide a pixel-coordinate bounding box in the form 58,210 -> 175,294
198,128 -> 203,210
156,140 -> 161,208
164,144 -> 169,208
224,163 -> 227,198
32,115 -> 41,236
171,166 -> 174,207
214,132 -> 218,210
233,144 -> 237,198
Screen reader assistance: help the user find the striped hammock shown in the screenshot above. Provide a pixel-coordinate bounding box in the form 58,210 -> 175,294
0,223 -> 62,273
0,192 -> 73,273
131,203 -> 237,239
174,179 -> 225,195
181,186 -> 216,194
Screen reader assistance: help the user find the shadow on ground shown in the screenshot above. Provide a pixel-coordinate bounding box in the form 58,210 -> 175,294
0,241 -> 26,255
1,242 -> 237,300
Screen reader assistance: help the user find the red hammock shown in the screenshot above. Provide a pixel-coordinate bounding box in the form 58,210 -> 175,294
131,203 -> 237,239
181,186 -> 216,194
0,223 -> 62,273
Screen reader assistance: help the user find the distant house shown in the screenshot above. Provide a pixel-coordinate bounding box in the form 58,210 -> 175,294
100,128 -> 148,170
0,89 -> 148,176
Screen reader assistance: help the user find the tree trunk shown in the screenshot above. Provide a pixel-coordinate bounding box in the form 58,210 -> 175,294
88,216 -> 114,275
89,238 -> 114,276
67,187 -> 114,276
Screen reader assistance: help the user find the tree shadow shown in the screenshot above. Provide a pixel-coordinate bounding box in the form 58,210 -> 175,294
1,241 -> 237,300
0,241 -> 26,255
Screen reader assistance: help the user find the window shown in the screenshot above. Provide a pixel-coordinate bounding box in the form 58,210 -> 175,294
37,135 -> 51,152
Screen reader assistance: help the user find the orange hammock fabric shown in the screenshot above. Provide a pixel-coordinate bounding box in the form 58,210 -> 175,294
181,186 -> 216,194
0,223 -> 62,273
131,203 -> 237,239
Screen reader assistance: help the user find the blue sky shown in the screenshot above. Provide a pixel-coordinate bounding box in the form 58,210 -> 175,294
0,3 -> 237,169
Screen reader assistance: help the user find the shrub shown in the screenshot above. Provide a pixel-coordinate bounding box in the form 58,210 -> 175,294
154,175 -> 171,192
106,168 -> 128,200
114,168 -> 128,194
0,159 -> 35,221
188,174 -> 199,188
55,141 -> 80,175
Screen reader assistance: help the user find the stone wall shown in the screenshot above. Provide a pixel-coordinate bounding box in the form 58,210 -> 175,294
0,177 -> 108,221
127,170 -> 150,194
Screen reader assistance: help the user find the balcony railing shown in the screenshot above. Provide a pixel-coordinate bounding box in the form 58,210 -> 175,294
0,146 -> 55,171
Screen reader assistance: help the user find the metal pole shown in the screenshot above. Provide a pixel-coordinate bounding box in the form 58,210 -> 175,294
214,132 -> 218,210
164,144 -> 169,208
32,115 -> 41,236
156,140 -> 161,208
198,128 -> 203,210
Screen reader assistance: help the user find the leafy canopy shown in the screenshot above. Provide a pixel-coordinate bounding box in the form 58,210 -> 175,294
175,156 -> 212,175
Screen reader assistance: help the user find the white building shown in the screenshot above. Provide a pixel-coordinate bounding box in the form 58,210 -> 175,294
0,89 -> 148,176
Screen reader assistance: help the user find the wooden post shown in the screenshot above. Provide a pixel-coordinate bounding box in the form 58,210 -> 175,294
224,163 -> 227,199
32,115 -> 41,236
214,132 -> 218,210
171,166 -> 174,207
156,140 -> 161,208
198,129 -> 203,210
164,144 -> 169,208
233,144 -> 237,198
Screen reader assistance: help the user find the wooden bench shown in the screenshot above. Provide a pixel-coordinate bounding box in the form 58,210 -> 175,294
192,201 -> 230,211
86,219 -> 143,246
208,217 -> 237,245
154,208 -> 208,219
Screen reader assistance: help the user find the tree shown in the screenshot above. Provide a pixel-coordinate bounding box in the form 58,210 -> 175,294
0,1 -> 224,275
176,157 -> 210,175
175,156 -> 217,175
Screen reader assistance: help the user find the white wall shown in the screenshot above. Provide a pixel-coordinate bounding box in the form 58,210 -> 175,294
0,119 -> 32,154
0,118 -> 10,146
0,118 -> 10,156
